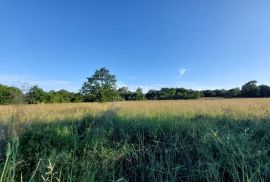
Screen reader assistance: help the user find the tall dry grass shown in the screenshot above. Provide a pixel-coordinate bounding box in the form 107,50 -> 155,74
0,99 -> 270,123
0,99 -> 270,181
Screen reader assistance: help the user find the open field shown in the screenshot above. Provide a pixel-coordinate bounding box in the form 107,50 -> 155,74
1,99 -> 270,181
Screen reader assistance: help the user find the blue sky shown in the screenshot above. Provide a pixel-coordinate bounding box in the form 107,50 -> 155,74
0,0 -> 270,92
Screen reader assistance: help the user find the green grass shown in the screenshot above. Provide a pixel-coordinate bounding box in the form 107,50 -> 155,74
1,102 -> 270,181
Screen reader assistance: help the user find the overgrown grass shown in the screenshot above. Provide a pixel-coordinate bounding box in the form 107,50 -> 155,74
1,100 -> 270,181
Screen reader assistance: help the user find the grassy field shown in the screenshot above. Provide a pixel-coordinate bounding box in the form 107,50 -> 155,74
1,99 -> 270,181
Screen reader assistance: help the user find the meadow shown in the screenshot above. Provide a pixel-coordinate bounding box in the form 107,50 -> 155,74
1,99 -> 270,181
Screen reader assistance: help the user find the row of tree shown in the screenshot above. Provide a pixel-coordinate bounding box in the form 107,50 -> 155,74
25,86 -> 82,104
0,84 -> 82,104
1,68 -> 270,104
202,81 -> 270,98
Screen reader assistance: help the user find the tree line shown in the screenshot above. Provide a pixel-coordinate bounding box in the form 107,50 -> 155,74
1,68 -> 270,104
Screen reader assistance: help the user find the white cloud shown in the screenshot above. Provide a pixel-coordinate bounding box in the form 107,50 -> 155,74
178,68 -> 187,78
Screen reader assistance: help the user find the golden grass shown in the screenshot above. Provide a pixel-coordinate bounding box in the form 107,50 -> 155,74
1,98 -> 270,123
2,98 -> 270,181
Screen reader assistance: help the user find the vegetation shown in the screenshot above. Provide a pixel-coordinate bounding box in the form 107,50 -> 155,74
118,87 -> 145,101
241,81 -> 260,97
224,88 -> 241,98
1,99 -> 270,181
81,67 -> 119,102
0,85 -> 23,105
25,86 -> 81,104
1,68 -> 270,105
146,88 -> 202,100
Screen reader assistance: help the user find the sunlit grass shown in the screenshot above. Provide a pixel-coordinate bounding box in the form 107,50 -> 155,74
1,99 -> 270,122
1,99 -> 270,181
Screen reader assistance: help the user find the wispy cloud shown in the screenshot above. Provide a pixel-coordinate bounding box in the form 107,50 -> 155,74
178,68 -> 187,78
0,74 -> 80,92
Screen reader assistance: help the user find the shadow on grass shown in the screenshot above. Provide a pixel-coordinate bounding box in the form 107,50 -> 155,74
1,109 -> 270,181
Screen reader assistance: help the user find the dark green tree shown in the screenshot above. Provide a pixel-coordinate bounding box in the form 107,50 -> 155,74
118,87 -> 131,100
241,81 -> 259,97
259,85 -> 270,97
225,88 -> 241,98
26,85 -> 47,104
81,67 -> 118,102
159,88 -> 176,100
145,90 -> 159,100
202,89 -> 227,97
135,88 -> 145,100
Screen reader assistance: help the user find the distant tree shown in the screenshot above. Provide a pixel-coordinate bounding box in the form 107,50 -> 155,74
26,85 -> 47,104
145,90 -> 159,100
44,90 -> 55,103
81,67 -> 118,102
241,81 -> 259,97
259,85 -> 270,97
57,89 -> 73,103
44,90 -> 82,103
70,92 -> 83,103
202,89 -> 227,97
118,87 -> 129,94
135,88 -> 145,100
175,88 -> 201,99
118,87 -> 131,100
202,90 -> 216,97
160,88 -> 176,100
214,89 -> 227,97
225,88 -> 241,98
0,84 -> 23,104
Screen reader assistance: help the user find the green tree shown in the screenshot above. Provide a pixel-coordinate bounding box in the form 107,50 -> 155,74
259,85 -> 270,97
145,90 -> 159,100
70,92 -> 83,103
118,87 -> 131,100
241,81 -> 259,97
159,88 -> 176,100
26,85 -> 47,104
135,88 -> 145,100
202,89 -> 227,97
0,84 -> 23,104
225,88 -> 241,98
81,67 -> 118,102
57,89 -> 73,103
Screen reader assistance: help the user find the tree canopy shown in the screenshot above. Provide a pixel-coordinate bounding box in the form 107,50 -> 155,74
0,84 -> 23,104
241,80 -> 260,97
81,67 -> 118,102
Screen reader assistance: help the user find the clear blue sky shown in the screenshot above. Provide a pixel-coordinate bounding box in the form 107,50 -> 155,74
1,0 -> 270,92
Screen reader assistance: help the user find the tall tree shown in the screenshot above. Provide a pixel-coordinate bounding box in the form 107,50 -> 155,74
81,67 -> 118,102
241,80 -> 260,97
